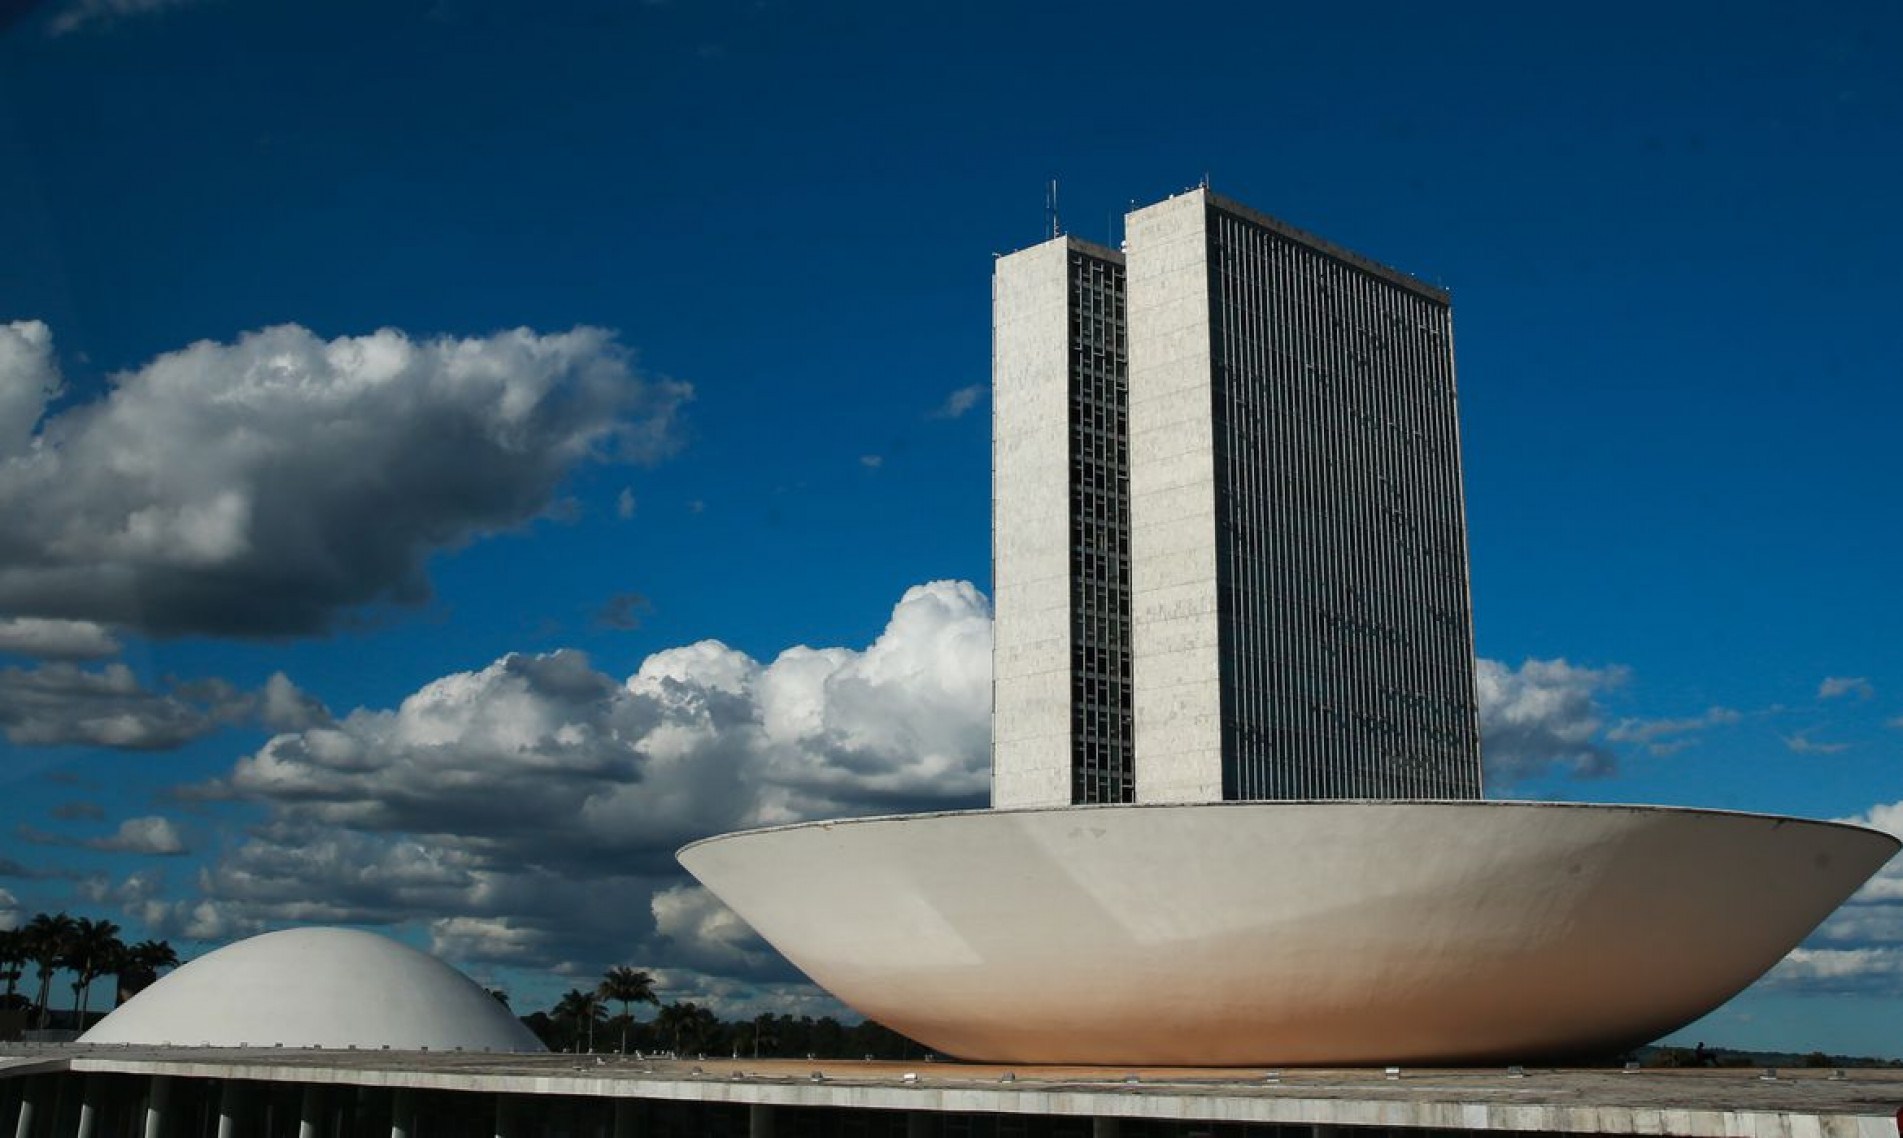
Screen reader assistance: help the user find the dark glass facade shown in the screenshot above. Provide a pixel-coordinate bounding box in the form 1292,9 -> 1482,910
1203,199 -> 1481,799
1065,245 -> 1134,805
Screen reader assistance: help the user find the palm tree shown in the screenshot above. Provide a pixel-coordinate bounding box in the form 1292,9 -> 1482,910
115,940 -> 179,1005
22,913 -> 76,1029
0,928 -> 26,1008
65,918 -> 124,1028
654,1001 -> 719,1057
551,988 -> 606,1052
596,966 -> 658,1053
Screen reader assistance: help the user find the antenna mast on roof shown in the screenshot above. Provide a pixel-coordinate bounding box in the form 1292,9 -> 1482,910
1046,179 -> 1062,240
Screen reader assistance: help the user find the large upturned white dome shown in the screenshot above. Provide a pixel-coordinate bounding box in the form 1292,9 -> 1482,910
80,927 -> 545,1051
682,801 -> 1899,1065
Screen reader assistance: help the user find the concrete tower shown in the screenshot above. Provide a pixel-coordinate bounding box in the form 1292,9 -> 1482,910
992,188 -> 1482,808
1124,189 -> 1481,803
991,235 -> 1134,808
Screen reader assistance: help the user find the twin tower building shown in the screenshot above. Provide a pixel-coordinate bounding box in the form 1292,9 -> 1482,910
991,187 -> 1484,809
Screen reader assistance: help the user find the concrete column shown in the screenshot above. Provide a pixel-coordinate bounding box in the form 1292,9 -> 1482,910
389,1089 -> 414,1138
49,1074 -> 75,1138
12,1078 -> 37,1138
1092,1119 -> 1120,1138
335,1089 -> 362,1138
297,1085 -> 325,1138
215,1082 -> 242,1138
611,1100 -> 637,1138
142,1076 -> 171,1138
493,1095 -> 514,1138
747,1104 -> 774,1138
75,1079 -> 101,1138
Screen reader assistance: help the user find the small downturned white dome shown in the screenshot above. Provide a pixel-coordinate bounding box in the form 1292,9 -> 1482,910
80,927 -> 545,1052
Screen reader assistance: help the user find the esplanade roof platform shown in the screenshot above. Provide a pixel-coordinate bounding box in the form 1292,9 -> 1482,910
6,1046 -> 1901,1138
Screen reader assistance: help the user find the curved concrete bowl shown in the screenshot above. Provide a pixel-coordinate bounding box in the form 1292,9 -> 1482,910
680,801 -> 1896,1066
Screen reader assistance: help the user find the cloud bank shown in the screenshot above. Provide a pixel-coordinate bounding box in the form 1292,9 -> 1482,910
151,581 -> 992,983
0,321 -> 688,638
1474,658 -> 1627,785
0,662 -> 326,751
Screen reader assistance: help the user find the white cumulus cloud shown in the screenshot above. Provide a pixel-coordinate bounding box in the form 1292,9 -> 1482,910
429,916 -> 556,968
0,661 -> 328,751
652,883 -> 772,973
0,322 -> 688,638
0,619 -> 121,661
0,320 -> 60,457
1474,658 -> 1627,785
1764,947 -> 1903,997
157,581 -> 991,979
23,815 -> 189,857
88,816 -> 188,856
0,662 -> 240,750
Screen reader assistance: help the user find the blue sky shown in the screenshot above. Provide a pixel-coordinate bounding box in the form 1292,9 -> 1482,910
0,0 -> 1898,1056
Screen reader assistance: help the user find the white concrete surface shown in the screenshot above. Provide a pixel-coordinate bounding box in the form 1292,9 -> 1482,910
78,927 -> 545,1052
9,1050 -> 1902,1138
991,236 -> 1087,809
1123,192 -> 1226,802
679,801 -> 1898,1066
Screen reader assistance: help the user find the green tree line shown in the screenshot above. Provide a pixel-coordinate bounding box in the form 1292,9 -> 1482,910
517,965 -> 926,1060
0,911 -> 181,1033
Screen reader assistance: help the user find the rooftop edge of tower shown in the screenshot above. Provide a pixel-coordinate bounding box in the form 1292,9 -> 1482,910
1131,187 -> 1450,306
996,232 -> 1125,268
